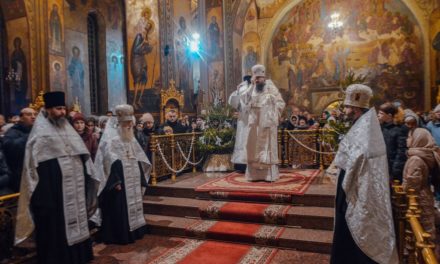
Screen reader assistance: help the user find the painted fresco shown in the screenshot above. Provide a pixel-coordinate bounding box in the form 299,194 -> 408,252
266,0 -> 424,112
242,32 -> 260,75
126,0 -> 161,111
208,61 -> 225,106
206,1 -> 225,105
0,0 -> 26,21
255,0 -> 288,19
49,55 -> 66,92
207,6 -> 223,61
61,0 -> 126,113
106,40 -> 126,110
173,0 -> 199,113
49,0 -> 64,55
6,17 -> 30,113
65,29 -> 90,114
233,0 -> 250,34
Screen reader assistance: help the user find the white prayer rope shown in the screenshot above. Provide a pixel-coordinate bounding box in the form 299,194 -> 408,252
286,131 -> 336,155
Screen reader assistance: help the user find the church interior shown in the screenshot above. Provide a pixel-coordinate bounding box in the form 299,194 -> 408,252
1,0 -> 440,263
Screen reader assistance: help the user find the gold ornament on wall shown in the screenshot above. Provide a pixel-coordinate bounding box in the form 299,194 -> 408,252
29,90 -> 45,111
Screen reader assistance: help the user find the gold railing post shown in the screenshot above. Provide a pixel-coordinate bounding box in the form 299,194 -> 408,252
150,136 -> 157,186
192,132 -> 197,173
318,129 -> 324,170
391,180 -> 407,263
278,130 -> 282,166
171,134 -> 176,181
283,130 -> 289,166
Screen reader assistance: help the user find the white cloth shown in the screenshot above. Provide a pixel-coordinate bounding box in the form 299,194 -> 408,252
15,110 -> 98,246
228,81 -> 252,164
93,117 -> 151,231
333,108 -> 398,264
241,80 -> 285,181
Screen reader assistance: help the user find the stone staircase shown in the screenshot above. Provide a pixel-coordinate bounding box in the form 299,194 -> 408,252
143,173 -> 336,255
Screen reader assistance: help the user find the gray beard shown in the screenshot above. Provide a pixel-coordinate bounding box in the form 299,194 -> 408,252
256,83 -> 265,92
118,126 -> 134,142
49,116 -> 67,128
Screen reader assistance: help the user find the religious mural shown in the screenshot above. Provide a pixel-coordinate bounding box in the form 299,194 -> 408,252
48,0 -> 64,55
173,0 -> 200,113
49,55 -> 66,92
206,0 -> 225,106
53,0 -> 126,113
265,0 -> 424,113
126,0 -> 161,111
106,40 -> 126,109
255,0 -> 289,19
65,29 -> 90,114
0,0 -> 26,21
6,17 -> 30,113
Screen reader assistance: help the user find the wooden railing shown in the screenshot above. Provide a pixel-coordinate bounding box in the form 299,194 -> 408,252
391,181 -> 438,264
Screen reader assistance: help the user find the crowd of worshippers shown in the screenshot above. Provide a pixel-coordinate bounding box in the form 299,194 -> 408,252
0,88 -> 440,262
0,92 -> 156,264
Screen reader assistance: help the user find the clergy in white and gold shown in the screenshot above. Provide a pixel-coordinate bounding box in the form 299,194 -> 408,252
228,75 -> 252,170
240,64 -> 285,182
94,104 -> 151,244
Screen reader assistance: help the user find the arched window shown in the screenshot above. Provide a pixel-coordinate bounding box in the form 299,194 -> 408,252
87,13 -> 100,114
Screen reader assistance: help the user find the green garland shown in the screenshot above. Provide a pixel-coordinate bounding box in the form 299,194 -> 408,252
197,105 -> 236,155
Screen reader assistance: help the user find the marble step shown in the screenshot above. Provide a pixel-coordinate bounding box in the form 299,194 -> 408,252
145,214 -> 333,254
144,195 -> 334,230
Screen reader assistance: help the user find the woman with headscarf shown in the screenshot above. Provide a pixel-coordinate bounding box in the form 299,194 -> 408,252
403,128 -> 440,240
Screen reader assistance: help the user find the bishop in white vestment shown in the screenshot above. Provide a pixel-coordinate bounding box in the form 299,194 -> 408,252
241,65 -> 285,181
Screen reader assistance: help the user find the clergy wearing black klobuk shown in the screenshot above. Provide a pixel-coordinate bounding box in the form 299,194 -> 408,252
330,84 -> 398,264
93,104 -> 151,244
15,91 -> 99,264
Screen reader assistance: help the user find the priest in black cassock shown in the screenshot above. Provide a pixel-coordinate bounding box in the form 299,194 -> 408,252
331,84 -> 398,264
15,91 -> 99,264
94,104 -> 151,244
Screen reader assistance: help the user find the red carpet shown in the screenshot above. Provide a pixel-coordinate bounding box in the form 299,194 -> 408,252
148,239 -> 277,264
200,201 -> 291,224
185,220 -> 284,246
195,169 -> 321,201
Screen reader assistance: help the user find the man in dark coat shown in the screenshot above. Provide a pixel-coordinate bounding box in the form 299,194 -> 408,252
3,108 -> 36,192
159,110 -> 186,134
377,102 -> 408,182
0,138 -> 11,196
94,104 -> 151,245
15,92 -> 99,264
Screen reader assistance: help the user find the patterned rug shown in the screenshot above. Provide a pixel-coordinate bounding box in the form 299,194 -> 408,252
185,220 -> 284,246
195,169 -> 321,196
147,239 -> 277,264
199,201 -> 291,224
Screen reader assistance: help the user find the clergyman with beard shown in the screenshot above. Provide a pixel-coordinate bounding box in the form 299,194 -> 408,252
330,84 -> 398,263
15,91 -> 99,264
94,104 -> 151,245
240,64 -> 285,182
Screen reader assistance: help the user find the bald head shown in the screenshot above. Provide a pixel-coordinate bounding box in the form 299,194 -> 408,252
20,107 -> 37,127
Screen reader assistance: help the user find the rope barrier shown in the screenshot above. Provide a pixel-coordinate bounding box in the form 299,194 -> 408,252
286,131 -> 336,155
176,141 -> 204,166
